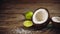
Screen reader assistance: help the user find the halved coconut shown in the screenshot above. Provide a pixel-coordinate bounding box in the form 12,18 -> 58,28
32,8 -> 50,29
51,17 -> 60,28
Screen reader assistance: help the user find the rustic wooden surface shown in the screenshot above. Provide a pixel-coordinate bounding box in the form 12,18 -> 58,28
0,0 -> 60,34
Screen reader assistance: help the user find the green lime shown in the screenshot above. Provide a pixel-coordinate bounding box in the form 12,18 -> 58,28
25,11 -> 33,20
23,20 -> 33,27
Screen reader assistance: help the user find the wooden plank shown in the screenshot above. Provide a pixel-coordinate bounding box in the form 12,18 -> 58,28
0,14 -> 25,20
50,13 -> 60,17
0,3 -> 60,14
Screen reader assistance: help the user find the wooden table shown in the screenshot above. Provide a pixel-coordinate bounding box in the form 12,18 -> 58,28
0,0 -> 60,34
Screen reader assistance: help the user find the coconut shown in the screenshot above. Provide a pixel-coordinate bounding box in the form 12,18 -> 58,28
51,17 -> 60,28
32,8 -> 50,29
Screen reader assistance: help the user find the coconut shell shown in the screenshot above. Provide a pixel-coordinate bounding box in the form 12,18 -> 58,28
32,7 -> 50,30
51,17 -> 60,29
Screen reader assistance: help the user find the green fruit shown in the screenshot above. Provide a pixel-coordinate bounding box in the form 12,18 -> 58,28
23,20 -> 33,27
25,11 -> 33,19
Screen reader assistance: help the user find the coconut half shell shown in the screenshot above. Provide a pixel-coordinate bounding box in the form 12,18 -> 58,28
51,17 -> 60,28
32,8 -> 50,29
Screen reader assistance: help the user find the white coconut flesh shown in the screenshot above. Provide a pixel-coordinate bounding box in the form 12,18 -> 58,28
52,17 -> 60,23
33,9 -> 48,24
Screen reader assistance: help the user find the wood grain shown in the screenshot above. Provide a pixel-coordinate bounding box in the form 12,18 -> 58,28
0,0 -> 60,34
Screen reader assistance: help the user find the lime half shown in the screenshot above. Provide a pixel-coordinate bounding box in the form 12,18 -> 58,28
23,20 -> 33,27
